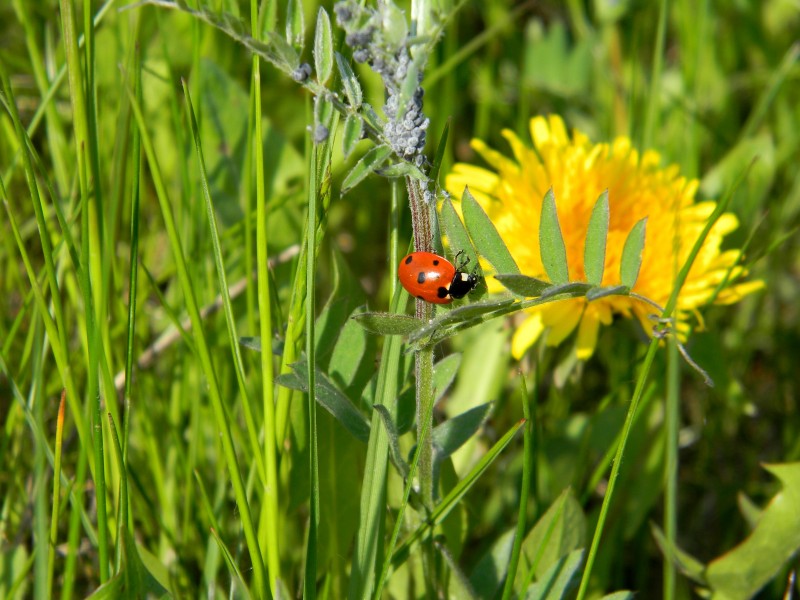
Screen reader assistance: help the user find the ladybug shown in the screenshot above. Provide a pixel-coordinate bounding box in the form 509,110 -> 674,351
398,251 -> 479,304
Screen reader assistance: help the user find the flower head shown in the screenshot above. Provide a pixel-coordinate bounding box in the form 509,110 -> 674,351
446,115 -> 762,359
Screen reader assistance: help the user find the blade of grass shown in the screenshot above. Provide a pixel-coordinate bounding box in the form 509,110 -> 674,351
390,418 -> 526,571
664,335 -> 680,600
47,390 -> 67,598
575,162 -> 753,600
642,0 -> 668,149
250,0 -> 281,590
125,79 -> 266,598
348,287 -> 406,599
501,377 -> 534,600
61,0 -> 110,580
0,63 -> 89,475
183,75 -> 267,486
303,95 -> 338,600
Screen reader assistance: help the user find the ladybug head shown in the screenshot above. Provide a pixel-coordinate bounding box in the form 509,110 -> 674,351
448,270 -> 479,299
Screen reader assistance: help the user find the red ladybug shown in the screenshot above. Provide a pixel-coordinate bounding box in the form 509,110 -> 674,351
397,251 -> 479,304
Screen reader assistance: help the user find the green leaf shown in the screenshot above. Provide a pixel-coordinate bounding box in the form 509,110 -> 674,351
375,160 -> 427,180
585,285 -> 629,301
432,353 -> 461,402
620,218 -> 647,289
239,336 -> 262,352
432,403 -> 492,458
429,119 -> 450,185
395,354 -> 461,435
525,549 -> 584,600
372,404 -> 409,478
392,419 -> 526,567
279,362 -> 371,443
539,188 -> 570,284
599,592 -> 635,600
87,526 -> 169,599
583,190 -> 609,286
441,196 -> 480,275
462,187 -> 520,275
341,145 -> 393,193
314,94 -> 334,132
650,524 -> 707,584
352,312 -> 423,336
264,31 -> 300,69
540,282 -> 591,300
342,114 -> 363,159
705,462 -> 800,599
494,274 -> 550,297
328,307 -> 375,399
313,7 -> 333,84
285,0 -> 304,51
470,529 -> 517,598
335,52 -> 363,107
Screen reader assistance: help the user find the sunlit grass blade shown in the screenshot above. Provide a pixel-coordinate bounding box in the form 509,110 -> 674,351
210,528 -> 254,600
0,64 -> 89,471
575,166 -> 751,600
389,418 -> 526,572
182,77 -> 267,485
124,79 -> 266,597
348,289 -> 406,599
48,390 -> 67,598
501,378 -> 533,600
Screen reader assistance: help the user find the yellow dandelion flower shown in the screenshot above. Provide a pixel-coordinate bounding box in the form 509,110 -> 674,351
446,115 -> 763,360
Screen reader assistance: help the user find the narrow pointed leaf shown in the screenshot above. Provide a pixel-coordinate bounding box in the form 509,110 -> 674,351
441,197 -> 479,271
586,285 -> 629,301
279,362 -> 371,443
285,0 -> 304,51
352,312 -> 423,336
525,549 -> 585,600
494,274 -> 550,297
373,404 -> 409,478
341,145 -> 393,193
539,189 -> 569,284
342,114 -> 363,159
540,282 -> 591,299
313,7 -> 333,84
375,160 -> 427,180
264,31 -> 300,69
584,190 -> 609,286
335,52 -> 363,107
620,218 -> 647,289
462,187 -> 520,275
429,119 -> 450,185
432,402 -> 492,458
392,419 -> 526,565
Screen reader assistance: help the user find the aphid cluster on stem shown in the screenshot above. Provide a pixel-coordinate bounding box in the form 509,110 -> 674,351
334,0 -> 430,166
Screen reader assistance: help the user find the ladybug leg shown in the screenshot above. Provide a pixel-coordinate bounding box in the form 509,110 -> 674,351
454,249 -> 471,270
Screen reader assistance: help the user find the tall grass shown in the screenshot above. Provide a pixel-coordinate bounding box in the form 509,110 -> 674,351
1,1 -> 798,598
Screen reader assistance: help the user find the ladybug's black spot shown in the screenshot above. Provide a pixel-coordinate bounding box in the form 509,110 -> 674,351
437,286 -> 449,298
404,255 -> 413,265
432,259 -> 439,266
417,272 -> 426,284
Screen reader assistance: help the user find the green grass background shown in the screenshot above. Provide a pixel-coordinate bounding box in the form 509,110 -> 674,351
1,0 -> 798,598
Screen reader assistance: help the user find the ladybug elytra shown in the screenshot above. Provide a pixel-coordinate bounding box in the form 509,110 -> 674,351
397,251 -> 479,304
